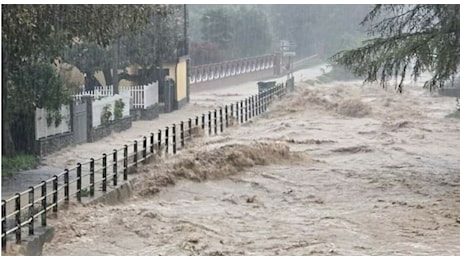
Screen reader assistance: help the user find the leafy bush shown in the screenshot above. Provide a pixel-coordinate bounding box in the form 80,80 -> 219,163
114,99 -> 125,120
317,65 -> 360,83
46,109 -> 63,127
101,104 -> 112,124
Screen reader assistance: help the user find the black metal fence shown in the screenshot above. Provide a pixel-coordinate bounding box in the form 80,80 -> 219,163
1,78 -> 292,251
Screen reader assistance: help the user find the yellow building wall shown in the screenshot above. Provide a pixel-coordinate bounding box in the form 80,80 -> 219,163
176,60 -> 187,101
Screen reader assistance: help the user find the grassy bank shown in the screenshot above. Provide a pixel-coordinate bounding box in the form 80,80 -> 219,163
1,154 -> 38,176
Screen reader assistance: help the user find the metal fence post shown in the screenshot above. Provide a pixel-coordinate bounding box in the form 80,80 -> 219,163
64,169 -> 69,202
230,103 -> 234,119
250,95 -> 253,117
208,111 -> 212,135
214,109 -> 217,134
220,107 -> 223,132
15,193 -> 21,244
225,105 -> 229,128
143,136 -> 147,161
76,163 -> 82,202
252,95 -> 256,117
172,124 -> 177,155
113,149 -> 118,187
157,130 -> 162,154
52,175 -> 58,212
188,118 -> 192,141
102,154 -> 107,192
28,187 -> 34,236
245,98 -> 248,122
181,121 -> 185,147
90,158 -> 95,196
201,114 -> 205,130
241,100 -> 245,123
134,141 -> 138,167
123,145 -> 128,181
254,95 -> 258,116
252,96 -> 255,117
248,97 -> 252,119
150,133 -> 154,155
165,127 -> 169,155
102,153 -> 107,192
236,102 -> 239,124
41,181 -> 46,227
2,200 -> 6,249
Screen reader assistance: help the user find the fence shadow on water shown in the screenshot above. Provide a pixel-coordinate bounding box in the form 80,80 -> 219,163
1,77 -> 294,252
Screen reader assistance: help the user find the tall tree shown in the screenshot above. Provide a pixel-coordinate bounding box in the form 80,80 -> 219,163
62,42 -> 113,90
332,4 -> 460,92
118,5 -> 183,85
230,6 -> 273,59
2,4 -> 169,155
269,5 -> 370,59
200,7 -> 233,51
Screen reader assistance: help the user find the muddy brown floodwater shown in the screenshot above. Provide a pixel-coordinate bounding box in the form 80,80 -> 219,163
41,81 -> 460,256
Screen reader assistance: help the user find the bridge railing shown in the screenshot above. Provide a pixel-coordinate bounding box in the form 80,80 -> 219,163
189,54 -> 275,85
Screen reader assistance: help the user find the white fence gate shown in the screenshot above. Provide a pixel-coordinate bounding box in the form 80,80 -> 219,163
120,81 -> 158,109
74,82 -> 158,110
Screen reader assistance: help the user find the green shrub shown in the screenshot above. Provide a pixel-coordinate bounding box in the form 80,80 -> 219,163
114,99 -> 125,120
317,65 -> 360,83
101,104 -> 112,124
45,109 -> 63,127
2,154 -> 37,176
80,188 -> 90,197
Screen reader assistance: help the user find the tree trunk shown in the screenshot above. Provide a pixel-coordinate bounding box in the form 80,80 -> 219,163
112,39 -> 119,94
118,71 -> 139,83
84,72 -> 101,91
2,47 -> 16,156
2,113 -> 16,157
103,67 -> 113,86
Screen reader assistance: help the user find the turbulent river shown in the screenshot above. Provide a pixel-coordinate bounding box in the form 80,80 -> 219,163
39,80 -> 460,255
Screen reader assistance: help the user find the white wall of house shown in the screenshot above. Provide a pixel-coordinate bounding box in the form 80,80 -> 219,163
35,105 -> 71,140
92,91 -> 130,128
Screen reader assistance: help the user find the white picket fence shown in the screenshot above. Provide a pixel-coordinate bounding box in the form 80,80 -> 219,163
35,105 -> 71,140
73,85 -> 114,100
92,91 -> 131,128
121,82 -> 158,109
73,82 -> 158,109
